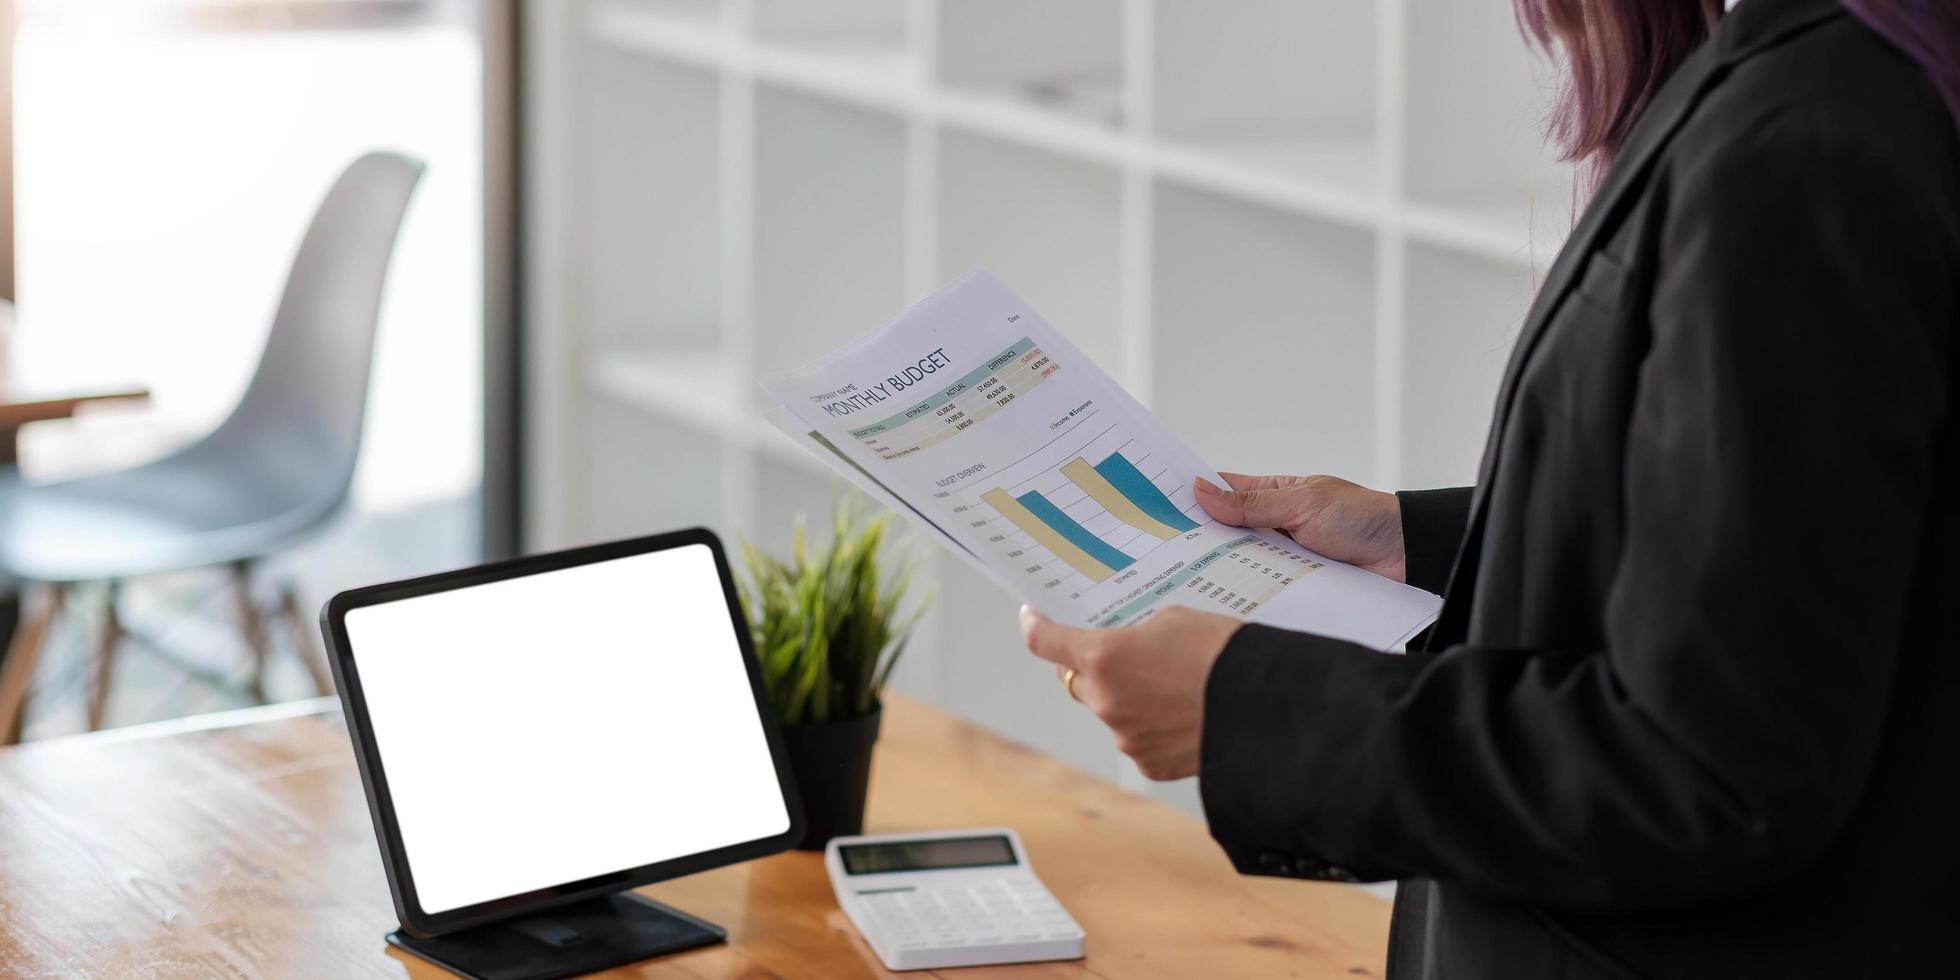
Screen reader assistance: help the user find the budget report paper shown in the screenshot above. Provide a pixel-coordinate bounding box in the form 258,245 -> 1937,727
762,270 -> 1439,651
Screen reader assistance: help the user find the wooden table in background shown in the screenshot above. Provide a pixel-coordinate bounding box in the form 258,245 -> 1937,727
0,694 -> 1390,979
0,386 -> 149,464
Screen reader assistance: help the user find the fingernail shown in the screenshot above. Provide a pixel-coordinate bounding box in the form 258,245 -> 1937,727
1194,477 -> 1222,497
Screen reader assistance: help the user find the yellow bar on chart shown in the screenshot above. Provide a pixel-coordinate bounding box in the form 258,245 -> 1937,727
982,488 -> 1119,583
1060,457 -> 1183,541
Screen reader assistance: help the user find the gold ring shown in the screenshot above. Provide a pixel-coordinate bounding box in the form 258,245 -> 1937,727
1062,668 -> 1080,702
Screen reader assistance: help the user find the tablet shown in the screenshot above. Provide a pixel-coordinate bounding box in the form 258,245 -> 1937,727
322,528 -> 804,937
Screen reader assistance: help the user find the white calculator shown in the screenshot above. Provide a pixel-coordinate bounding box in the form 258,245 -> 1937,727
825,827 -> 1086,971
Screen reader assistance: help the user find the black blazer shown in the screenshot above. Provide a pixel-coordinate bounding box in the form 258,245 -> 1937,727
1199,1 -> 1960,977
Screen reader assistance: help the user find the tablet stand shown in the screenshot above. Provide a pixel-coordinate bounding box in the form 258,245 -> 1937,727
386,892 -> 724,980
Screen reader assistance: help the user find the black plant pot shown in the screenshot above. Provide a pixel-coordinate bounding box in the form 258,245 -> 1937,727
781,706 -> 882,851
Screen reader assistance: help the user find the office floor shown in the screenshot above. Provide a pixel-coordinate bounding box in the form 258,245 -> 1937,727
15,494 -> 477,740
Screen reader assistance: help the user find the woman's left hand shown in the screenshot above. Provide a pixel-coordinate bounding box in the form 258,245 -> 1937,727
1019,605 -> 1243,780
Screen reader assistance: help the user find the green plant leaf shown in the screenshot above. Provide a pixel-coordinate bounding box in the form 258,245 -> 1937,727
735,499 -> 929,726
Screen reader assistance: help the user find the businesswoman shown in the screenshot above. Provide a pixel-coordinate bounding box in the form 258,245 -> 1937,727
1021,0 -> 1960,976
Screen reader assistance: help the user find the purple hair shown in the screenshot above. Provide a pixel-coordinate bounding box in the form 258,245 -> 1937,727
1517,0 -> 1960,188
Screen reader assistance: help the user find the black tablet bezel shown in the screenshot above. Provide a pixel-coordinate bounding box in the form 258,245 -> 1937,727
321,527 -> 806,938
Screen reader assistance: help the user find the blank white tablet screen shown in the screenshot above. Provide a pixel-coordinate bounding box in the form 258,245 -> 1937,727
343,543 -> 791,915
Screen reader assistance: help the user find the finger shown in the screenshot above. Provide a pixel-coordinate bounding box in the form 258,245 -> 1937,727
1019,606 -> 1099,670
1196,479 -> 1298,530
1056,662 -> 1095,704
1194,481 -> 1242,526
1216,472 -> 1299,492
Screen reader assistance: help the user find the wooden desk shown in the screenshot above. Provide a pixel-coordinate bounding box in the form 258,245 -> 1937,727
0,386 -> 149,463
0,694 -> 1390,978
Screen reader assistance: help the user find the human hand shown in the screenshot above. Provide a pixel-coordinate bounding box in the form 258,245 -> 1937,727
1019,604 -> 1242,781
1194,473 -> 1406,583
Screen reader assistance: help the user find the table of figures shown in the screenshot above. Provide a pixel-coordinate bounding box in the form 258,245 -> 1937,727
1093,534 -> 1323,627
848,337 -> 1058,460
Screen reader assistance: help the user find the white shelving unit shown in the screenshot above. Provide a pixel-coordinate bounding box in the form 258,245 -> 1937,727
524,0 -> 1570,807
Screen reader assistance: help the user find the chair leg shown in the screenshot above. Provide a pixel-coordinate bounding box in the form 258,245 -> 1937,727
0,585 -> 66,746
233,562 -> 270,704
278,582 -> 333,695
87,581 -> 124,731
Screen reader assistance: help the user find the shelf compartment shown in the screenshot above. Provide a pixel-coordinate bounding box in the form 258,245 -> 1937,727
1400,243 -> 1534,488
586,347 -> 746,437
587,0 -> 730,74
937,131 -> 1125,372
1151,182 -> 1378,483
1153,0 -> 1380,197
752,0 -> 909,74
936,0 -> 1124,128
582,394 -> 729,542
1404,0 -> 1573,259
588,347 -> 846,486
605,0 -> 723,32
579,48 -> 724,351
748,450 -> 862,556
751,83 -> 908,384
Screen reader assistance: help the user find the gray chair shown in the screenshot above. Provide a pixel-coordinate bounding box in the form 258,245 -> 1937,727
0,151 -> 425,742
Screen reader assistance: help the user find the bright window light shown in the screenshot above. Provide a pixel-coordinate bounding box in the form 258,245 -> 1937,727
12,17 -> 483,512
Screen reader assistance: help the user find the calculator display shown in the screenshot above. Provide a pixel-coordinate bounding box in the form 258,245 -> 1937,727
839,835 -> 1019,874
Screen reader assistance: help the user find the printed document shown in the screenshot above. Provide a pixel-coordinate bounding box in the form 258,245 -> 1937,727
762,270 -> 1440,650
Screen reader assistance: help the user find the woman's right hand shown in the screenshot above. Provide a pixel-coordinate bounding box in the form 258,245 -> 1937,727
1194,473 -> 1406,583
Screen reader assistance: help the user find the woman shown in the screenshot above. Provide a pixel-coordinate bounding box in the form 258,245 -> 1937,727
1020,0 -> 1960,976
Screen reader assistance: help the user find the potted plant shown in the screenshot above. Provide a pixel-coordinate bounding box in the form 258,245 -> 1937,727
739,503 -> 927,850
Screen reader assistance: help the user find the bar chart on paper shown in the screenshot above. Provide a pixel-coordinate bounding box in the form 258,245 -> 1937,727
954,417 -> 1324,624
765,270 -> 1443,647
979,452 -> 1201,582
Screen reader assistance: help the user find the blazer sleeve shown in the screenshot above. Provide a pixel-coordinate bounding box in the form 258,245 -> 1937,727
1199,115 -> 1955,910
1395,487 -> 1473,595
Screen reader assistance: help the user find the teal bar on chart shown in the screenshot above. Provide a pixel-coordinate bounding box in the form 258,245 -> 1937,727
1014,491 -> 1136,572
1093,453 -> 1199,532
